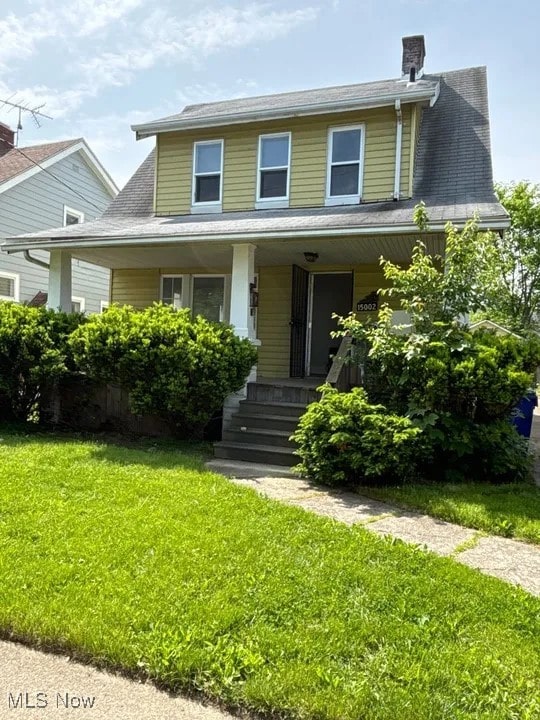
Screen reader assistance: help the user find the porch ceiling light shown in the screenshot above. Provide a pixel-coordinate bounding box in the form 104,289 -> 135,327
304,252 -> 319,263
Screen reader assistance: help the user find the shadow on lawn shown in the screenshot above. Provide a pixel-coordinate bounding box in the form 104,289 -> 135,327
0,422 -> 212,471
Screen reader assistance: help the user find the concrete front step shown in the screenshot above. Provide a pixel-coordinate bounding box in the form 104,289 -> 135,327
246,382 -> 320,405
230,413 -> 300,433
214,441 -> 297,467
238,400 -> 308,418
223,427 -> 294,448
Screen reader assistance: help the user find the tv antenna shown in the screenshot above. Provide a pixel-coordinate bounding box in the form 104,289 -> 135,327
0,96 -> 53,145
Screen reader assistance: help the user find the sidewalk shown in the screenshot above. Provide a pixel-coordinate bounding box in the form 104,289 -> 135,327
0,640 -> 236,720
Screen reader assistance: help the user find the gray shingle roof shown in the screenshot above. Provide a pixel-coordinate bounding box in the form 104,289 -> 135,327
103,149 -> 155,218
149,77 -> 439,126
2,66 -> 507,250
415,67 -> 496,203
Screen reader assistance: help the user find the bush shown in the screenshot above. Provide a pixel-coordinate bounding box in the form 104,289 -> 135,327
292,385 -> 427,486
409,410 -> 532,484
352,323 -> 538,423
0,303 -> 84,421
69,303 -> 257,438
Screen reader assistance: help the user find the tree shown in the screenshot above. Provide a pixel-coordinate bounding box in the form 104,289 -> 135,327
478,182 -> 540,331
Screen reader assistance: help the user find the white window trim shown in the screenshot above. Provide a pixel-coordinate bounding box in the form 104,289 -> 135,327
0,270 -> 20,302
100,300 -> 110,313
63,205 -> 85,225
256,131 -> 291,209
72,296 -> 86,313
191,139 -> 224,212
325,123 -> 365,206
190,274 -> 231,323
160,274 -> 185,309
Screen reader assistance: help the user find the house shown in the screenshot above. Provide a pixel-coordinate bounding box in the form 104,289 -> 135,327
0,125 -> 118,312
0,35 -> 509,464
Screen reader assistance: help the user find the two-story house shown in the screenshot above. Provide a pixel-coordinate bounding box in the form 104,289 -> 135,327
0,126 -> 117,313
1,35 -> 509,463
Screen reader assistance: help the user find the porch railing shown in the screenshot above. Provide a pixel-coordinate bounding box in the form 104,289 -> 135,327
325,335 -> 363,391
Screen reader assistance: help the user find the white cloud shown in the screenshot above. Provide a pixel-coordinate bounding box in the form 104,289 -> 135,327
0,0 -> 147,69
80,4 -> 319,88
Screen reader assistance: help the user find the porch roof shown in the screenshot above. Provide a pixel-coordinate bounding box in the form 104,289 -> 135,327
1,197 -> 508,253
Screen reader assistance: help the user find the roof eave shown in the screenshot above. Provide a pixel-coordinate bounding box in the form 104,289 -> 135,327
132,85 -> 439,139
1,211 -> 509,253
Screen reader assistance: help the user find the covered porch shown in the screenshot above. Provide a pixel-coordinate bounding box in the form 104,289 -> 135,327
30,231 -> 445,381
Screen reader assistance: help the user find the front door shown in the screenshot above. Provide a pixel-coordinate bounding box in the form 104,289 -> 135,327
289,265 -> 309,378
307,272 -> 353,376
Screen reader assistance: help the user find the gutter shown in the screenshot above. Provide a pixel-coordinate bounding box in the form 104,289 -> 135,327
132,85 -> 440,139
393,99 -> 403,201
24,250 -> 49,270
2,216 -> 511,253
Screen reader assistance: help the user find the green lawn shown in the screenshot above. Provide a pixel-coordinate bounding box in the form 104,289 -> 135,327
357,481 -> 540,545
0,428 -> 539,720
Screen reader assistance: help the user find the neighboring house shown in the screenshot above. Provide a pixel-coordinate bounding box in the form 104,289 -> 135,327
0,124 -> 117,312
1,35 -> 510,462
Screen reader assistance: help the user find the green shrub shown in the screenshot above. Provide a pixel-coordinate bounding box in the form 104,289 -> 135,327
0,303 -> 84,421
292,385 -> 427,486
408,410 -> 532,484
69,303 -> 257,438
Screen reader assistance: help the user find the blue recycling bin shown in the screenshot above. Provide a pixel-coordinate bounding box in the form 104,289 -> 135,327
511,391 -> 538,438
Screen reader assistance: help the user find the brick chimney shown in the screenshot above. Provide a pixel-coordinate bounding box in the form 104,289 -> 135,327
402,35 -> 426,81
0,122 -> 15,156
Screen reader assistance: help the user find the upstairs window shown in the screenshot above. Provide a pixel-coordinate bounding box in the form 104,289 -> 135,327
161,275 -> 183,309
256,132 -> 291,207
192,140 -> 223,208
63,206 -> 85,225
326,125 -> 365,205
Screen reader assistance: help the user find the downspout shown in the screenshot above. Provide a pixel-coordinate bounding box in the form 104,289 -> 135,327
393,99 -> 403,201
23,250 -> 50,270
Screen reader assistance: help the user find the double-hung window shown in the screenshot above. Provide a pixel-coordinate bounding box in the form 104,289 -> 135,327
256,132 -> 291,208
192,140 -> 223,211
0,271 -> 19,302
326,125 -> 365,205
161,275 -> 183,309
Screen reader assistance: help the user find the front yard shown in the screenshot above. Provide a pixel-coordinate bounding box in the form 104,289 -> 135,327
0,427 -> 539,719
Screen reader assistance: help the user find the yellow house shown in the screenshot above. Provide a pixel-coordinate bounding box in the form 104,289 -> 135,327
1,35 -> 510,464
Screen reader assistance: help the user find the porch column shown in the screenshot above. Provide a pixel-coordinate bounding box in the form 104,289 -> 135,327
223,243 -> 259,432
47,250 -> 72,312
230,243 -> 256,339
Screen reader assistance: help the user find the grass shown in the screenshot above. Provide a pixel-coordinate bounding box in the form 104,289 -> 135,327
0,427 -> 539,719
357,481 -> 540,545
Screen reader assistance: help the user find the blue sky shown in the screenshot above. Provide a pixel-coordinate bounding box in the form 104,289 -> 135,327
0,0 -> 538,189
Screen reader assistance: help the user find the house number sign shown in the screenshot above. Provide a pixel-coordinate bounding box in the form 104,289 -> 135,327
356,291 -> 378,312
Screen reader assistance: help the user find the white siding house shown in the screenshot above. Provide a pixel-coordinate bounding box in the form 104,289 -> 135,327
0,128 -> 117,313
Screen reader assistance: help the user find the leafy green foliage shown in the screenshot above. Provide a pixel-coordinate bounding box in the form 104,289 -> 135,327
475,181 -> 540,331
1,429 -> 539,719
69,303 -> 257,437
325,206 -> 540,485
0,302 -> 85,421
292,385 -> 426,486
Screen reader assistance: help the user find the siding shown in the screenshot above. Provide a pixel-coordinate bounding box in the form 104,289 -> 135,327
257,266 -> 292,378
155,104 -> 415,215
111,269 -> 160,308
111,263 -> 397,380
0,150 -> 114,312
